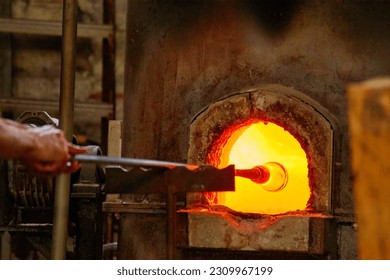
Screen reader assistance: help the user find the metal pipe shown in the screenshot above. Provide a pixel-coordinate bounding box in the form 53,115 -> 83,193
73,154 -> 199,169
236,163 -> 288,192
235,165 -> 270,184
51,0 -> 78,260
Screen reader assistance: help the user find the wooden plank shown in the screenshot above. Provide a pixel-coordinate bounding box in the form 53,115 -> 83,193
0,18 -> 113,38
348,77 -> 390,259
107,120 -> 122,157
0,98 -> 113,118
106,120 -> 121,202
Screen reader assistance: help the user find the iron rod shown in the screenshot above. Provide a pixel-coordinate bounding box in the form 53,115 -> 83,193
235,165 -> 270,184
51,0 -> 78,260
73,154 -> 199,169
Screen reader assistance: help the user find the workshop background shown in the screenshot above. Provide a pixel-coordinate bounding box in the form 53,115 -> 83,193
0,0 -> 125,147
1,0 -> 390,260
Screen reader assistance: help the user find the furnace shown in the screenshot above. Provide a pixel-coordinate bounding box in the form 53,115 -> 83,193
185,84 -> 337,256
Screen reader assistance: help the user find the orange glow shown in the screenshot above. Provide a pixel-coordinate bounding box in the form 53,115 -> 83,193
211,121 -> 310,215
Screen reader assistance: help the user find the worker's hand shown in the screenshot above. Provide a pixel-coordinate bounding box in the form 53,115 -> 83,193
20,125 -> 86,177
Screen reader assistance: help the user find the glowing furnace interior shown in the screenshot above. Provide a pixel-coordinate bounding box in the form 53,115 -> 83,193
207,121 -> 310,215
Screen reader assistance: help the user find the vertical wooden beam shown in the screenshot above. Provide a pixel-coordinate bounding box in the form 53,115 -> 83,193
102,0 -> 116,106
348,77 -> 390,259
104,120 -> 121,259
0,0 -> 12,261
106,120 -> 121,202
101,0 -> 116,155
0,0 -> 12,102
107,120 -> 122,157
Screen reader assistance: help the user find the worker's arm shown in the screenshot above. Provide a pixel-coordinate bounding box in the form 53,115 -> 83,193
0,118 -> 85,176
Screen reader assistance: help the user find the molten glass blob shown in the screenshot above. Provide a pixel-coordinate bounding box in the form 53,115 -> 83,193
235,162 -> 288,192
211,121 -> 310,214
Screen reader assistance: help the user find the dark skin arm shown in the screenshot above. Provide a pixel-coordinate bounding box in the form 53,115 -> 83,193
0,118 -> 85,176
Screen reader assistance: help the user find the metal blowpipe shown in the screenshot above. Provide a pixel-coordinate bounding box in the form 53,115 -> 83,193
72,155 -> 288,192
235,162 -> 288,192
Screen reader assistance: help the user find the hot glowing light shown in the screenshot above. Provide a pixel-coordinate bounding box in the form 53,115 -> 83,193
212,121 -> 310,214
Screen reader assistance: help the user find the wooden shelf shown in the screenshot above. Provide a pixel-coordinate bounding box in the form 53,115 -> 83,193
0,0 -> 116,151
0,98 -> 113,118
0,18 -> 113,38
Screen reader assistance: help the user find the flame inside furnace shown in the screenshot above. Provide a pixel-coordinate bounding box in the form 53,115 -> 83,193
208,121 -> 310,215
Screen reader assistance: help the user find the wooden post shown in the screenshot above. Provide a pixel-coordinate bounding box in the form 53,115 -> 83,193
348,77 -> 390,259
0,0 -> 12,105
104,120 -> 122,259
107,120 -> 122,157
